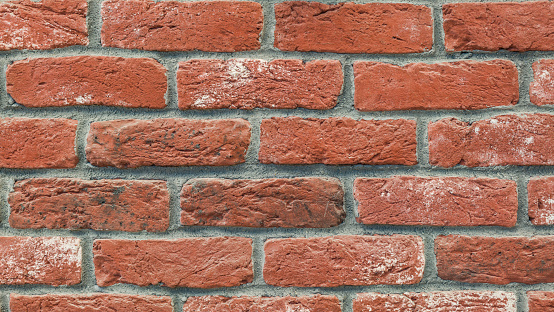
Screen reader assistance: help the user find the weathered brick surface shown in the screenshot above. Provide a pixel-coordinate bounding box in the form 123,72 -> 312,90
101,0 -> 263,52
259,117 -> 417,165
264,235 -> 424,287
528,177 -> 554,225
354,60 -> 519,111
443,1 -> 554,52
0,118 -> 78,169
7,56 -> 167,108
353,291 -> 516,312
530,59 -> 554,106
429,114 -> 554,167
275,2 -> 433,53
86,119 -> 251,168
436,235 -> 554,284
9,178 -> 169,232
0,237 -> 81,286
183,295 -> 341,312
0,0 -> 88,50
355,176 -> 518,227
10,294 -> 173,312
181,178 -> 345,228
94,237 -> 253,288
178,59 -> 343,110
529,291 -> 554,312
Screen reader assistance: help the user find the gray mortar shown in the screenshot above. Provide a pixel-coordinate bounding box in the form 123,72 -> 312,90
0,0 -> 553,311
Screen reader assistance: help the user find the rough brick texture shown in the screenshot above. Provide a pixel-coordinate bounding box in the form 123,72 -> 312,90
183,295 -> 341,312
443,1 -> 554,52
429,114 -> 554,167
0,0 -> 87,50
86,119 -> 251,168
528,291 -> 554,312
259,117 -> 417,165
9,178 -> 169,232
436,235 -> 554,284
530,59 -> 554,106
181,178 -> 345,228
354,60 -> 519,111
528,177 -> 554,225
355,176 -> 518,227
264,235 -> 424,287
275,2 -> 432,53
0,118 -> 78,169
0,237 -> 80,286
93,237 -> 253,288
101,0 -> 263,52
353,291 -> 516,312
10,294 -> 173,312
178,59 -> 343,110
7,56 -> 167,108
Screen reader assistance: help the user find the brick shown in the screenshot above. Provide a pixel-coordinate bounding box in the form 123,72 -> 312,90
0,118 -> 78,169
0,0 -> 87,50
178,59 -> 343,110
9,178 -> 169,232
101,0 -> 262,52
528,177 -> 554,225
259,117 -> 417,165
429,114 -> 554,167
355,176 -> 517,227
354,60 -> 519,111
353,291 -> 516,312
10,294 -> 172,312
181,178 -> 345,228
530,60 -> 554,106
264,235 -> 424,287
94,237 -> 252,288
0,237 -> 80,286
183,295 -> 341,312
529,291 -> 554,312
86,119 -> 251,168
443,1 -> 554,52
436,235 -> 554,284
275,2 -> 432,53
7,56 -> 167,108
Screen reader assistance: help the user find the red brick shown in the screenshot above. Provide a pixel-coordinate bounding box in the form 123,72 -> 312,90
0,0 -> 87,50
178,59 -> 343,110
101,0 -> 262,52
529,291 -> 554,312
7,56 -> 167,108
183,295 -> 341,312
259,117 -> 417,165
181,178 -> 345,228
0,237 -> 80,286
354,60 -> 519,111
530,60 -> 554,106
353,291 -> 516,312
528,177 -> 554,225
0,118 -> 78,169
10,294 -> 172,312
264,235 -> 424,287
443,1 -> 554,52
86,119 -> 251,168
355,176 -> 517,227
9,178 -> 169,232
94,237 -> 253,288
429,114 -> 554,167
436,235 -> 554,284
275,2 -> 432,53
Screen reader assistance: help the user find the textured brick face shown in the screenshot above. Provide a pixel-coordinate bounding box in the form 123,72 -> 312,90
528,291 -> 554,312
264,235 -> 424,287
0,0 -> 88,50
275,2 -> 433,53
7,56 -> 167,108
101,0 -> 263,52
178,59 -> 343,110
183,295 -> 341,312
530,60 -> 554,106
528,177 -> 554,225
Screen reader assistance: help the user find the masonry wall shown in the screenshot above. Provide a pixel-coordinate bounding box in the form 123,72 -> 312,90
0,0 -> 554,311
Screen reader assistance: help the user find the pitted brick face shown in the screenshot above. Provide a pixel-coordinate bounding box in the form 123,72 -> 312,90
183,295 -> 341,312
